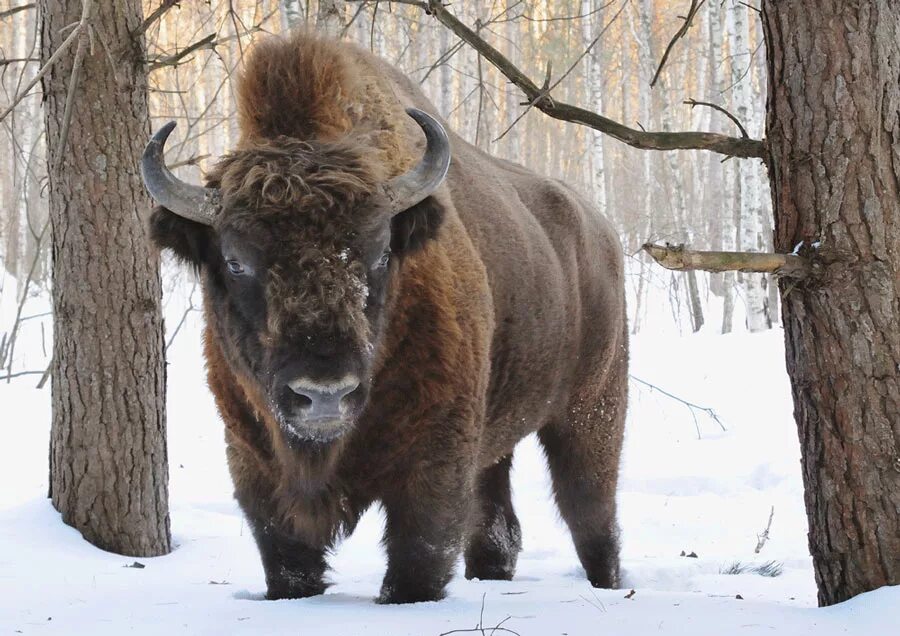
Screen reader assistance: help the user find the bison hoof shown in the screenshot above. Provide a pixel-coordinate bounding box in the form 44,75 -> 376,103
265,575 -> 327,600
464,563 -> 515,581
376,583 -> 446,604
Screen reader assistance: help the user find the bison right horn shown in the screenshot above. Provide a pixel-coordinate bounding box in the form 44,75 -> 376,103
141,121 -> 221,226
383,108 -> 451,214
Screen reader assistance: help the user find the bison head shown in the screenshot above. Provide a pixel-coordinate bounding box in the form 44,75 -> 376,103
143,109 -> 450,444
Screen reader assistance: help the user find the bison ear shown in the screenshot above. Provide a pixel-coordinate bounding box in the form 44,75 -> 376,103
149,206 -> 213,269
390,196 -> 446,256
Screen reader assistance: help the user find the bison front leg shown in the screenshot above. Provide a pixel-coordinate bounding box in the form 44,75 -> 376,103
251,522 -> 329,600
225,441 -> 330,600
378,457 -> 475,604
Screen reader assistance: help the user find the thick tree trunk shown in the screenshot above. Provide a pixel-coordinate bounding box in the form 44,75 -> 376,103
763,0 -> 900,605
41,0 -> 170,556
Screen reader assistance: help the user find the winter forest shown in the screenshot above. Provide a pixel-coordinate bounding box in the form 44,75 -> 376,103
1,1 -> 898,635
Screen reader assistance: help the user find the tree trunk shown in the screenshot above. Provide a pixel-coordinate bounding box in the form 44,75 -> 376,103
279,0 -> 303,30
582,0 -> 607,213
41,0 -> 170,557
763,0 -> 900,605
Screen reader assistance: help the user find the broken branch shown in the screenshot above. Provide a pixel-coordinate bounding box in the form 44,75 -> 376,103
642,243 -> 811,278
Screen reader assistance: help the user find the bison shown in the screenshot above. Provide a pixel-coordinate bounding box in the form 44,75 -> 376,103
142,32 -> 627,604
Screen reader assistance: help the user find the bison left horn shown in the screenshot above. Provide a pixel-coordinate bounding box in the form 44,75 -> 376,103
141,121 -> 221,226
383,108 -> 451,214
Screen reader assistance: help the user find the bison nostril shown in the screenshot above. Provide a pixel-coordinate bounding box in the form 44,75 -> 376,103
287,376 -> 360,419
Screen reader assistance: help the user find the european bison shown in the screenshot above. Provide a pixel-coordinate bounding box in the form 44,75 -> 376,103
142,32 -> 627,604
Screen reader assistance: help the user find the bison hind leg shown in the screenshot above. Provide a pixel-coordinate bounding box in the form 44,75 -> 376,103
538,379 -> 626,589
464,453 -> 522,581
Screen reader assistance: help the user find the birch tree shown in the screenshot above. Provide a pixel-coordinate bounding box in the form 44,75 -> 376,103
726,0 -> 768,331
581,0 -> 607,212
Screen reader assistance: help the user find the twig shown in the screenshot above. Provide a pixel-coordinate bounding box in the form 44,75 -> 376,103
3,369 -> 46,380
0,57 -> 38,67
650,0 -> 706,88
148,33 -> 217,71
0,9 -> 88,124
0,3 -> 34,21
684,98 -> 748,139
438,593 -> 520,636
356,0 -> 765,159
136,0 -> 180,37
3,219 -> 49,382
52,0 -> 95,175
630,374 -> 726,438
642,243 -> 811,278
168,153 -> 210,169
165,283 -> 198,352
754,506 -> 775,554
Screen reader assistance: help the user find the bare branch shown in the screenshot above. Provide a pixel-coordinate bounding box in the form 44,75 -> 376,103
0,57 -> 39,67
0,13 -> 87,123
148,33 -> 217,71
52,0 -> 95,175
136,0 -> 181,38
651,0 -> 706,88
0,3 -> 34,21
361,0 -> 765,159
642,243 -> 811,278
684,98 -> 749,138
630,374 -> 726,439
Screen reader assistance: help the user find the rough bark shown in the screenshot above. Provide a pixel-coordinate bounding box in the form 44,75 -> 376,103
763,0 -> 900,605
41,0 -> 170,556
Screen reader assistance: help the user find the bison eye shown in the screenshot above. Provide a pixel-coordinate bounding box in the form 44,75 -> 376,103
226,259 -> 246,276
375,251 -> 390,270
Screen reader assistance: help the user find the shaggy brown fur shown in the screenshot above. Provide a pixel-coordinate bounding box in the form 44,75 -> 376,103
151,32 -> 627,604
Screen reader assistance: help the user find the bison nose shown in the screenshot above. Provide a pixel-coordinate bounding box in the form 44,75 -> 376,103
287,376 -> 360,420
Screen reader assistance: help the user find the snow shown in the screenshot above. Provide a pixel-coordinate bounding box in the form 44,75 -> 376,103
1,274 -> 897,634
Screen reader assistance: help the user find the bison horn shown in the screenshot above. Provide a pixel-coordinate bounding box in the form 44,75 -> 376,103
141,121 -> 221,226
384,108 -> 451,214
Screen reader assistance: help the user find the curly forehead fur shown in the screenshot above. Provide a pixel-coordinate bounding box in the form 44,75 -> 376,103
208,135 -> 389,228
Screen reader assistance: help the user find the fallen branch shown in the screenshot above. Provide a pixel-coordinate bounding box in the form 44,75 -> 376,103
357,0 -> 765,159
642,243 -> 811,278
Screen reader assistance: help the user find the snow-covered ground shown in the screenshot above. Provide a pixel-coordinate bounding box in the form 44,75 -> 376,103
1,275 -> 896,635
